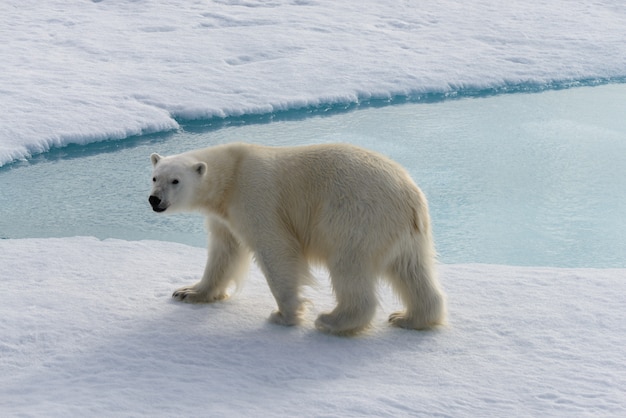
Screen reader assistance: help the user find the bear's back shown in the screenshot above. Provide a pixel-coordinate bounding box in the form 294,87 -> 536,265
249,144 -> 427,258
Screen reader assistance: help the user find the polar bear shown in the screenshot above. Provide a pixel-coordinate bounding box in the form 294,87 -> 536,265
149,142 -> 446,335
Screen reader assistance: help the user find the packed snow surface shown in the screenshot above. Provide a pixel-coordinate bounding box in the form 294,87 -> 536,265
2,0 -> 626,166
1,238 -> 624,416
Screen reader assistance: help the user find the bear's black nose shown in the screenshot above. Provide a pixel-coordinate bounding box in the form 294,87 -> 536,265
149,195 -> 161,208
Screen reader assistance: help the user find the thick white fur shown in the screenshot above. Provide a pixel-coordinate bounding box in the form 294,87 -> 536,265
149,143 -> 446,335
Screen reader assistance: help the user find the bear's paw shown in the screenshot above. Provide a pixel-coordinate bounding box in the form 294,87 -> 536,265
389,311 -> 436,330
314,313 -> 368,336
172,285 -> 228,304
268,310 -> 302,327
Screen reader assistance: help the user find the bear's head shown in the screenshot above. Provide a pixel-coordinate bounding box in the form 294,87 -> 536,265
149,153 -> 207,213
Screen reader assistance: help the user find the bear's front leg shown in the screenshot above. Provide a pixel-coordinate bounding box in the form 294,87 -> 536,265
173,220 -> 250,304
254,239 -> 310,326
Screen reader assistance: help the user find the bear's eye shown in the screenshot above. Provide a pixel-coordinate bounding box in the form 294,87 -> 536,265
172,179 -> 179,185
152,177 -> 156,182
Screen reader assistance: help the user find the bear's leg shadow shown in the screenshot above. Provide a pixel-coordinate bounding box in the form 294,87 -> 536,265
254,237 -> 311,327
172,220 -> 250,303
315,256 -> 378,335
386,239 -> 446,329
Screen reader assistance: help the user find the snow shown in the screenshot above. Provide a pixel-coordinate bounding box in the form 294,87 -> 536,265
1,237 -> 624,416
2,0 -> 626,166
2,0 -> 626,415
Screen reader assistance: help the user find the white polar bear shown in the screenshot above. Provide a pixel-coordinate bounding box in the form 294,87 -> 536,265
149,142 -> 446,335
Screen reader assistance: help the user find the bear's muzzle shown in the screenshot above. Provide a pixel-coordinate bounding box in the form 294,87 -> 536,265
149,195 -> 166,213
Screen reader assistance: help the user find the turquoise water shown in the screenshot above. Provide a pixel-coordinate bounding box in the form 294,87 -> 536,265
1,84 -> 625,268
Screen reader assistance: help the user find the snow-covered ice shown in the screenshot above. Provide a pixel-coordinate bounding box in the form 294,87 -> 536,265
2,0 -> 626,166
2,0 -> 626,415
1,237 -> 624,416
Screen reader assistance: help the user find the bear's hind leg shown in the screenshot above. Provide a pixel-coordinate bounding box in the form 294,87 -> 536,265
173,220 -> 250,304
386,248 -> 446,330
315,260 -> 378,335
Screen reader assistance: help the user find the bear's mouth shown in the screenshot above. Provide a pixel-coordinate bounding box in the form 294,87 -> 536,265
152,206 -> 167,213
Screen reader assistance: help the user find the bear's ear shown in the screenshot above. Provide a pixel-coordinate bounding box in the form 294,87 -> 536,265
193,162 -> 207,176
150,153 -> 163,167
